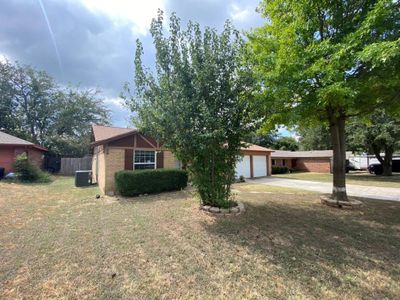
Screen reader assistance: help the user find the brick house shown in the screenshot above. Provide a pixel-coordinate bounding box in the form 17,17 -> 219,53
0,131 -> 47,174
91,125 -> 273,194
271,150 -> 351,173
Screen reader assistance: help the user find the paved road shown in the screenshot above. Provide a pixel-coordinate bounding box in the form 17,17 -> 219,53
248,177 -> 400,202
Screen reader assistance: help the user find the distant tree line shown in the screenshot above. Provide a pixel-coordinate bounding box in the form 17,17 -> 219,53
251,115 -> 400,175
0,60 -> 110,157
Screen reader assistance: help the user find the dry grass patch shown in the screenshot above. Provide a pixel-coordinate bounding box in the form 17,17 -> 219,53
1,177 -> 399,299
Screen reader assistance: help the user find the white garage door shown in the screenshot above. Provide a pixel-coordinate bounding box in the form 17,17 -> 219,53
235,155 -> 251,178
253,155 -> 267,177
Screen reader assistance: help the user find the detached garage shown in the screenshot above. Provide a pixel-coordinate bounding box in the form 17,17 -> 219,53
235,143 -> 273,178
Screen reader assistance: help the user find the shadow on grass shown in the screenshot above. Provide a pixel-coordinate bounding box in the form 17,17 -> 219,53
116,189 -> 196,205
201,197 -> 400,298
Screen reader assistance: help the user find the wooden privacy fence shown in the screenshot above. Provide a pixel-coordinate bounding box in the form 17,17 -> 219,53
59,156 -> 92,175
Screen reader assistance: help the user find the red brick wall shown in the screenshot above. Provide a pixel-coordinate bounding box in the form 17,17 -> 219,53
27,148 -> 45,169
272,158 -> 293,168
0,146 -> 15,173
0,146 -> 45,173
295,158 -> 331,173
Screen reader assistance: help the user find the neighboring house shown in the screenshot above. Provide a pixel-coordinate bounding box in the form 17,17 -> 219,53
91,125 -> 273,194
0,131 -> 47,173
236,143 -> 273,179
271,150 -> 352,173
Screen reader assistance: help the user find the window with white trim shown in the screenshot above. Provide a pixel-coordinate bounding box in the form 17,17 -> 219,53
134,150 -> 156,170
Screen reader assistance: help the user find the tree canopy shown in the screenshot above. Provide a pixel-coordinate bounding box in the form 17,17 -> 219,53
0,60 -> 110,156
347,110 -> 400,175
298,125 -> 332,151
248,0 -> 400,200
127,11 -> 255,207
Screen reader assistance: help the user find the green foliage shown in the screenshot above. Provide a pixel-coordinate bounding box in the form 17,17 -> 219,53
249,0 -> 400,127
13,153 -> 51,183
127,11 -> 255,207
115,169 -> 188,197
347,110 -> 400,175
272,166 -> 289,174
0,60 -> 110,157
298,125 -> 332,150
248,0 -> 400,200
274,136 -> 299,151
247,130 -> 298,150
247,130 -> 278,148
48,88 -> 110,156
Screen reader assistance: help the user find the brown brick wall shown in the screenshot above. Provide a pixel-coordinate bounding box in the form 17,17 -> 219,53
92,145 -> 106,191
92,145 -> 181,195
272,158 -> 293,169
295,158 -> 331,173
91,145 -> 125,195
0,146 -> 45,173
164,150 -> 180,169
104,148 -> 124,194
27,148 -> 45,169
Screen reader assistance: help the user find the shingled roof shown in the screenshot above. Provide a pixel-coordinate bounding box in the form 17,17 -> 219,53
240,142 -> 273,152
0,131 -> 34,145
272,150 -> 352,158
91,125 -> 137,143
0,131 -> 47,151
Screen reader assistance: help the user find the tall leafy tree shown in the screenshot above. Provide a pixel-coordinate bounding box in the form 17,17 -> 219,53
48,88 -> 110,156
128,11 -> 255,207
298,125 -> 332,151
0,60 -> 110,156
274,136 -> 299,151
247,130 -> 279,148
0,60 -> 57,143
0,60 -> 18,133
249,0 -> 400,201
347,110 -> 400,175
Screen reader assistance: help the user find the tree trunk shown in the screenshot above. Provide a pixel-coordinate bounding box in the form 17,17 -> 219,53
374,146 -> 393,176
382,158 -> 393,176
328,108 -> 348,201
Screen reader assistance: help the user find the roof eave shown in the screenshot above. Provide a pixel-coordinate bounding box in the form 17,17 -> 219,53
90,130 -> 138,147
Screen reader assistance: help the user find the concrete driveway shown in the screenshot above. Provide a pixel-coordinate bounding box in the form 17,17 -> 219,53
248,177 -> 400,202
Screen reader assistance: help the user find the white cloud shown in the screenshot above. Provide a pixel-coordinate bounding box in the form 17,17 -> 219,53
104,96 -> 125,109
0,53 -> 9,63
79,0 -> 166,35
229,3 -> 250,22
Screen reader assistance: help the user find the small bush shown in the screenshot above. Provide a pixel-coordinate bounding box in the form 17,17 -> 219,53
115,169 -> 188,197
272,166 -> 289,174
13,153 -> 51,183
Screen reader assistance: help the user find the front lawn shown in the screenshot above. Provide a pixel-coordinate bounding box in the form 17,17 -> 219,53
274,171 -> 400,188
1,177 -> 400,299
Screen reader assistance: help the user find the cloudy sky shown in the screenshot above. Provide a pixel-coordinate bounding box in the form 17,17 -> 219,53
0,0 -> 265,127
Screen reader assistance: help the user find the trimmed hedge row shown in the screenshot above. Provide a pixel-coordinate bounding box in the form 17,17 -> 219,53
271,166 -> 289,174
115,169 -> 188,197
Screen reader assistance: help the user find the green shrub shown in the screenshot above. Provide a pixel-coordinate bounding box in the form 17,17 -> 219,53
272,166 -> 289,174
115,169 -> 188,197
13,153 -> 51,183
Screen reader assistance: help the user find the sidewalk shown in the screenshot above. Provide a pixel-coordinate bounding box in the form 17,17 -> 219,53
248,177 -> 400,201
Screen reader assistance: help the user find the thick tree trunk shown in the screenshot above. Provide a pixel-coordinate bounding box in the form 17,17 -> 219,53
328,108 -> 348,201
374,146 -> 393,176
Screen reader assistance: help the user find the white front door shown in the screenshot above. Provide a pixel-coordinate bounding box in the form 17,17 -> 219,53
235,155 -> 251,178
253,155 -> 267,177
